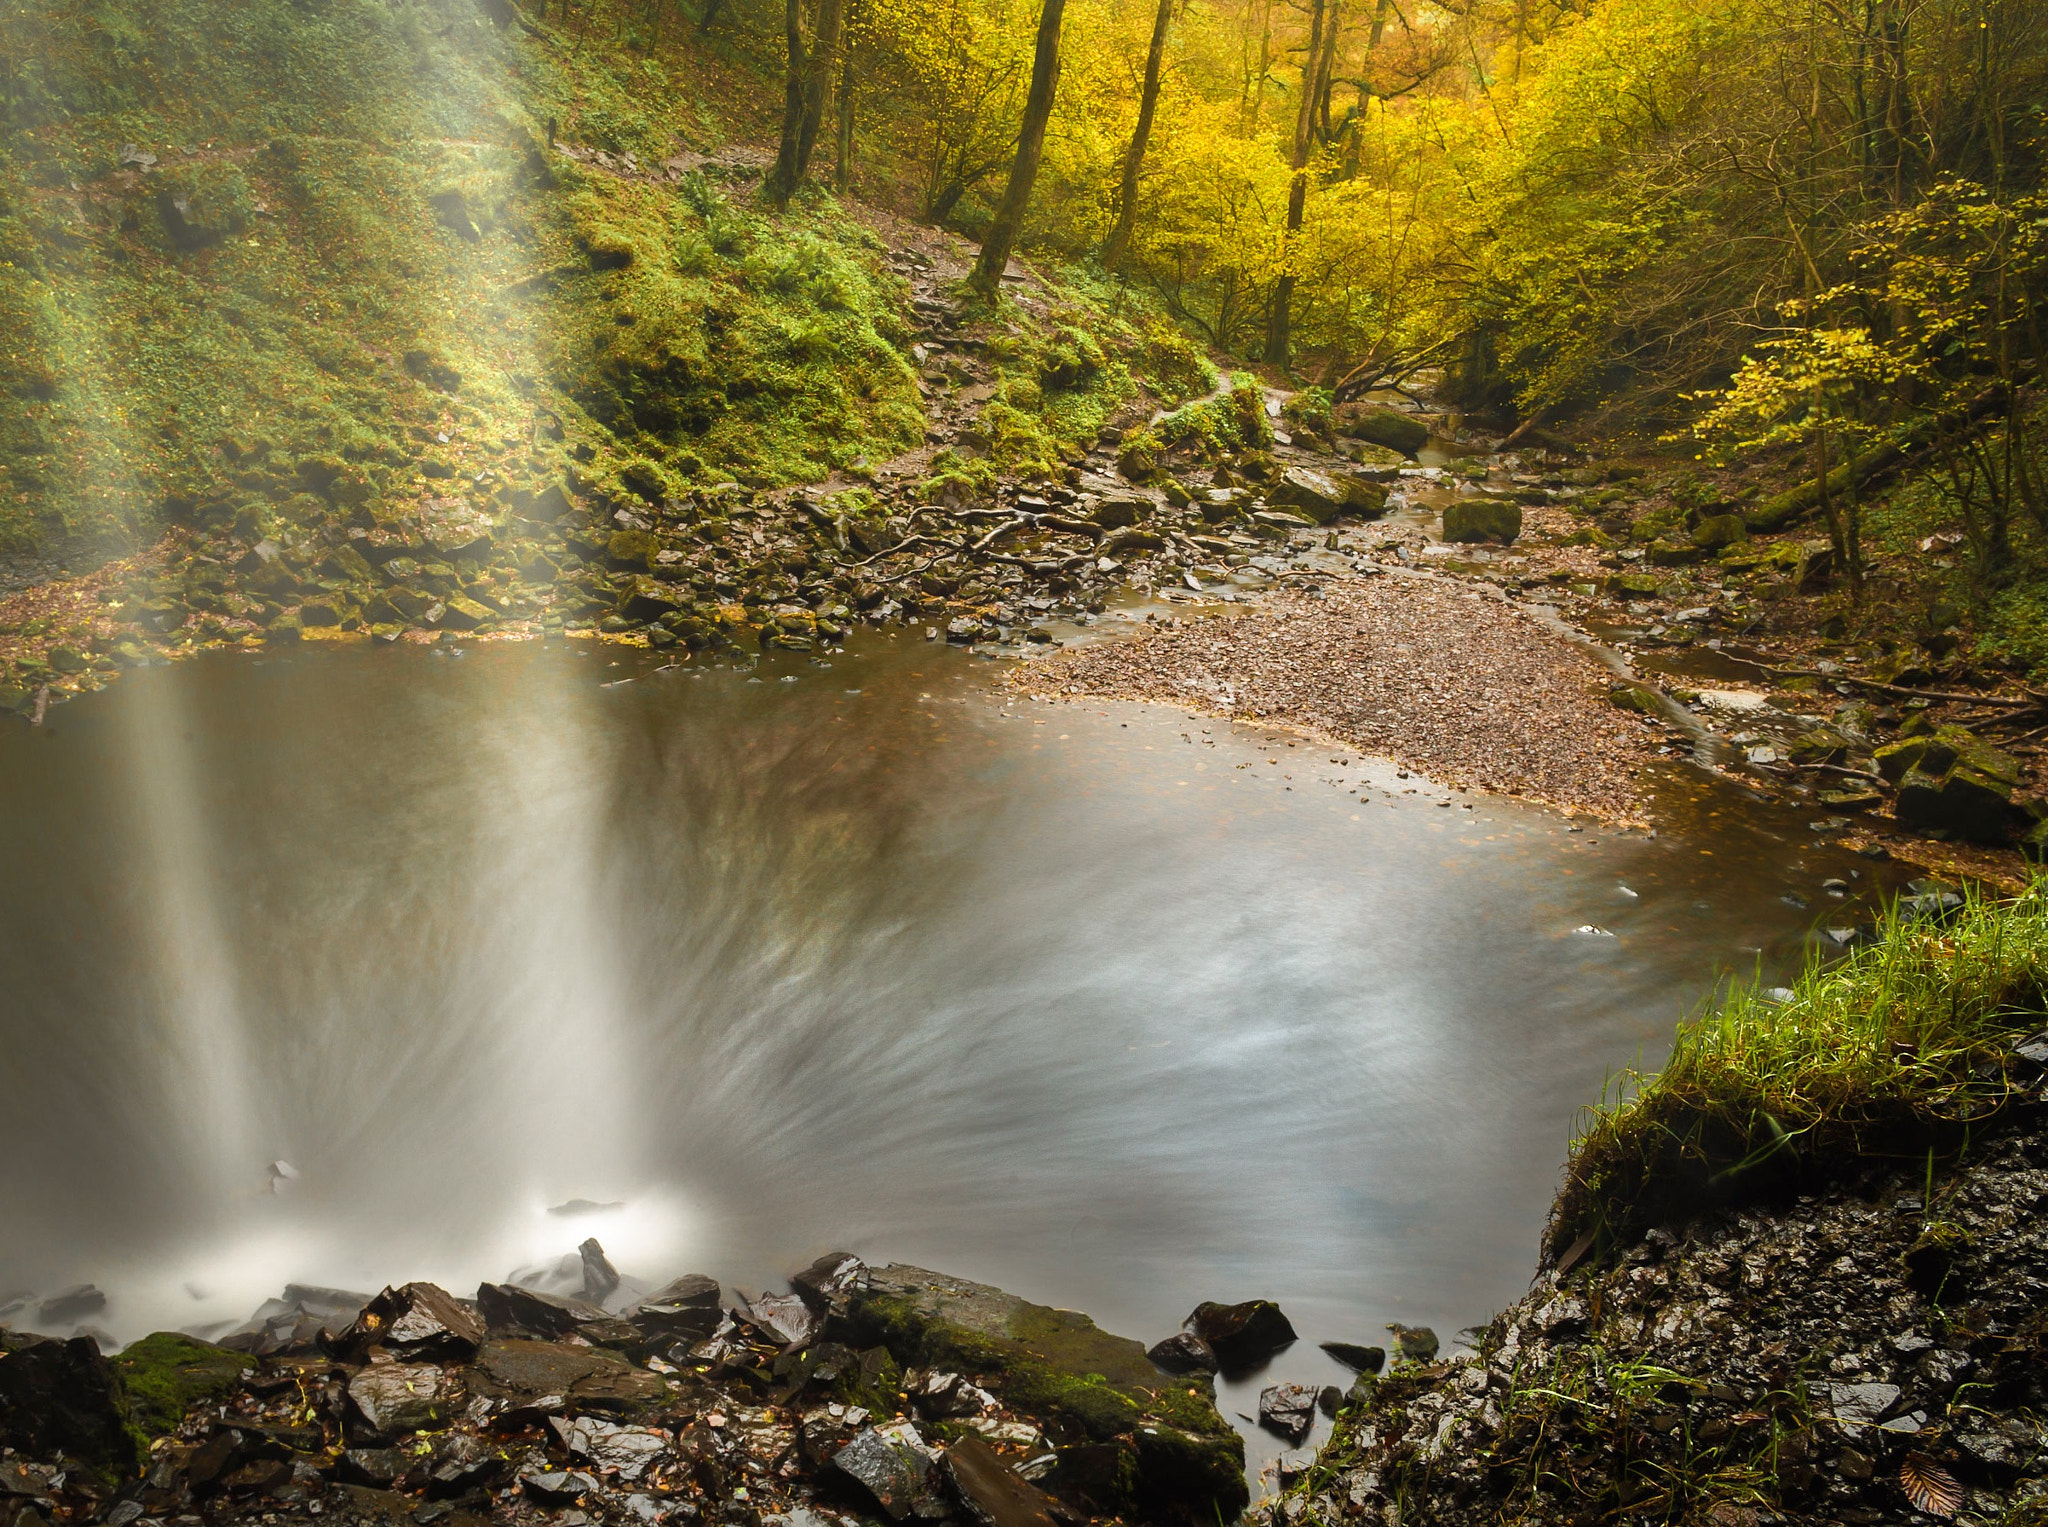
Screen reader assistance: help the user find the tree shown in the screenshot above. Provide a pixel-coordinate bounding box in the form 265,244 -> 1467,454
767,0 -> 848,206
1102,0 -> 1176,271
970,0 -> 1068,299
1265,0 -> 1338,367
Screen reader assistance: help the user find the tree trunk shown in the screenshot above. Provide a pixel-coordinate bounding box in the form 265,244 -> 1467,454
766,0 -> 809,206
970,0 -> 1067,300
1102,0 -> 1174,271
1263,0 -> 1324,366
834,52 -> 856,192
794,0 -> 845,181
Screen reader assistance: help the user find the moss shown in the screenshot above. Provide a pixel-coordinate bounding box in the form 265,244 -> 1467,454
850,1266 -> 1244,1523
114,1331 -> 254,1440
1552,883 -> 2048,1258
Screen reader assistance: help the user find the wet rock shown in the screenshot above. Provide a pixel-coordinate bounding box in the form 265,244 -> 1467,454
855,1265 -> 1245,1521
745,1291 -> 826,1348
1342,409 -> 1429,458
338,1447 -> 407,1487
1268,468 -> 1348,524
1341,476 -> 1391,517
829,1422 -> 941,1520
1089,496 -> 1152,530
1607,681 -> 1661,716
1692,513 -> 1748,550
475,1282 -> 609,1339
550,1416 -> 670,1480
1882,727 -> 2021,842
346,1363 -> 455,1441
1183,1300 -> 1297,1370
0,1337 -> 137,1476
793,1253 -> 869,1318
1318,1341 -> 1385,1374
1145,1331 -> 1217,1374
1386,1323 -> 1438,1362
518,1468 -> 600,1505
630,1275 -> 723,1344
943,1433 -> 1060,1527
34,1287 -> 106,1326
343,1283 -> 485,1363
579,1239 -> 621,1306
1257,1383 -> 1319,1443
1442,499 -> 1522,545
469,1337 -> 665,1415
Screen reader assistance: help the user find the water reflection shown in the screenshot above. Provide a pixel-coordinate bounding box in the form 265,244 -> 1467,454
0,635 -> 1894,1478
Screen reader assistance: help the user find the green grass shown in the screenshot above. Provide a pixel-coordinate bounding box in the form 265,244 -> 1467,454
1552,882 -> 2048,1256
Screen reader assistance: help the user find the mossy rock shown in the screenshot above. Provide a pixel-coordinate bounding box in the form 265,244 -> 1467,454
114,1332 -> 253,1440
848,1265 -> 1244,1524
1341,407 -> 1429,458
1442,498 -> 1521,544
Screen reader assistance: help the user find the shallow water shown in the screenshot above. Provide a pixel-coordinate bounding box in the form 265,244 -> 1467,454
0,635 -> 1895,1483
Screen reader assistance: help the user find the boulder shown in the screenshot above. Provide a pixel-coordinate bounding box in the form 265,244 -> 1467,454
1882,727 -> 2021,843
943,1433 -> 1060,1527
437,595 -> 495,633
1183,1300 -> 1296,1370
793,1253 -> 869,1318
474,1283 -> 608,1339
579,1239 -> 621,1305
850,1266 -> 1244,1522
346,1363 -> 455,1441
744,1291 -> 825,1348
1607,682 -> 1661,716
468,1338 -> 665,1415
1342,476 -> 1391,518
829,1422 -> 940,1521
1089,496 -> 1151,529
1387,1323 -> 1439,1362
1693,513 -> 1748,550
629,1275 -> 722,1345
1343,408 -> 1429,458
1441,499 -> 1522,544
550,1416 -> 670,1481
1145,1330 -> 1217,1374
0,1337 -> 137,1478
1257,1383 -> 1319,1443
113,1332 -> 254,1438
342,1284 -> 484,1363
1268,467 -> 1349,523
1318,1341 -> 1385,1374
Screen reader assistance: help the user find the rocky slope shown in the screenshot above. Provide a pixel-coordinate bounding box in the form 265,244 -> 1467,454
1267,1096 -> 2048,1527
0,1256 -> 1250,1527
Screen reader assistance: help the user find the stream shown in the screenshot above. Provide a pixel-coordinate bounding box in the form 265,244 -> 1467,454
0,633 -> 1899,1485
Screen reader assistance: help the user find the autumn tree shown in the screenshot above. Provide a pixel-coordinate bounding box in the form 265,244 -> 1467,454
1102,0 -> 1176,270
970,0 -> 1068,299
767,0 -> 847,206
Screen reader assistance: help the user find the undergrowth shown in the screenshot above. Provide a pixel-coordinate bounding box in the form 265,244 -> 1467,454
1552,881 -> 2048,1256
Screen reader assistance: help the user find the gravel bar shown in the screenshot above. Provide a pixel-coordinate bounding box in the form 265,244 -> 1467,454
1016,570 -> 1659,819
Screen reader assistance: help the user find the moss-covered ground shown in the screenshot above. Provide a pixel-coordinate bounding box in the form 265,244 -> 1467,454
0,0 -> 1208,708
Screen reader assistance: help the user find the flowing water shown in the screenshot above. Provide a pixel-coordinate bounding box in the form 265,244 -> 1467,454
0,634 -> 1897,1482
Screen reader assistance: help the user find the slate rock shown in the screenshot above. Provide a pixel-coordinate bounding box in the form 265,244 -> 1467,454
425,1433 -> 501,1496
346,1363 -> 455,1441
1268,467 -> 1349,524
1342,408 -> 1429,458
344,1284 -> 485,1363
830,1423 -> 940,1521
1387,1324 -> 1439,1362
579,1240 -> 621,1306
338,1448 -> 406,1487
1822,1381 -> 1900,1427
1318,1342 -> 1385,1374
551,1416 -> 670,1480
629,1276 -> 723,1344
475,1283 -> 608,1339
1258,1383 -> 1319,1443
518,1469 -> 599,1505
943,1433 -> 1060,1527
1442,499 -> 1522,544
468,1338 -> 665,1415
0,1337 -> 138,1476
1145,1330 -> 1217,1374
1183,1300 -> 1296,1370
793,1252 -> 868,1316
746,1291 -> 825,1348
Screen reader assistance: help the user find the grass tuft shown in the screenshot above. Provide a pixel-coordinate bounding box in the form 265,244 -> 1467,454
1552,881 -> 2048,1256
